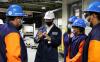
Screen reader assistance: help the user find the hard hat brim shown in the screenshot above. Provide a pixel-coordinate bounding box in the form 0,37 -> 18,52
83,9 -> 100,13
6,13 -> 27,17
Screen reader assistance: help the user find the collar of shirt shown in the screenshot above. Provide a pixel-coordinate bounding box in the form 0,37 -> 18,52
46,24 -> 54,34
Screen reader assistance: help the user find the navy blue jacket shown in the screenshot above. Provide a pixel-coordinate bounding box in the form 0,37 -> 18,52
63,32 -> 69,62
70,34 -> 87,58
34,24 -> 61,62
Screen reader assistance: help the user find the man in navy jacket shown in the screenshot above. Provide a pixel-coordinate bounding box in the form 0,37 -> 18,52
34,11 -> 62,62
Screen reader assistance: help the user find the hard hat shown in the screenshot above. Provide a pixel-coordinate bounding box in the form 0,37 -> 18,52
6,4 -> 26,16
0,19 -> 4,24
84,1 -> 100,13
72,18 -> 86,28
44,11 -> 55,19
68,16 -> 77,23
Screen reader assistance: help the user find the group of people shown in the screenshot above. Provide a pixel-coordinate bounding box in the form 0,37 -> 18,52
64,1 -> 100,62
0,4 -> 61,62
0,1 -> 100,62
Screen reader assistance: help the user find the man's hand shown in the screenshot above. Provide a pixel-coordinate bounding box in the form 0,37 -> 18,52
45,34 -> 51,41
37,32 -> 43,39
44,34 -> 51,43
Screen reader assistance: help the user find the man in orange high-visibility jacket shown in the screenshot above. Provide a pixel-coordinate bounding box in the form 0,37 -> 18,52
82,1 -> 100,62
0,4 -> 27,62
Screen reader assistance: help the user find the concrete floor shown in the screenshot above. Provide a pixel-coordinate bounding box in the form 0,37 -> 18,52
27,48 -> 64,62
27,48 -> 37,62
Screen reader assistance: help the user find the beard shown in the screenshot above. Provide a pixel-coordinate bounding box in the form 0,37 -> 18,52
90,23 -> 93,27
87,18 -> 93,27
17,25 -> 22,30
46,22 -> 53,27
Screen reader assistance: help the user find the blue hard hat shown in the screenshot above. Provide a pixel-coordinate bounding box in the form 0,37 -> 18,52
72,18 -> 86,28
6,4 -> 26,16
68,16 -> 77,23
84,1 -> 100,13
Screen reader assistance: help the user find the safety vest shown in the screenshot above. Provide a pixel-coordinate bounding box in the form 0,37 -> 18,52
82,23 -> 100,62
70,34 -> 87,58
0,22 -> 27,62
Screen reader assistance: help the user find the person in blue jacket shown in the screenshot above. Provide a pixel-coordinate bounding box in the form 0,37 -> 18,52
34,11 -> 62,62
66,18 -> 87,62
64,16 -> 77,62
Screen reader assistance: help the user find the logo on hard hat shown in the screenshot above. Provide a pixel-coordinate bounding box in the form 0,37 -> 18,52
8,11 -> 12,15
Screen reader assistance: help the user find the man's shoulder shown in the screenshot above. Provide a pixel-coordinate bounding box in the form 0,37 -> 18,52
52,24 -> 61,31
91,25 -> 100,40
0,23 -> 18,35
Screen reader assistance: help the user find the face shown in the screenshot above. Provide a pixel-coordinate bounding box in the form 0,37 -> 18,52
68,21 -> 73,28
84,12 -> 94,27
72,27 -> 80,35
15,17 -> 23,27
45,19 -> 53,26
68,24 -> 72,29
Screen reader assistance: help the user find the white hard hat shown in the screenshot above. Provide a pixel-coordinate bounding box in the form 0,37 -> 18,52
44,11 -> 55,19
0,19 -> 4,24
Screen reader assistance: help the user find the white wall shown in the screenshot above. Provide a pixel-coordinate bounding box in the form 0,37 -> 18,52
0,0 -> 8,2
